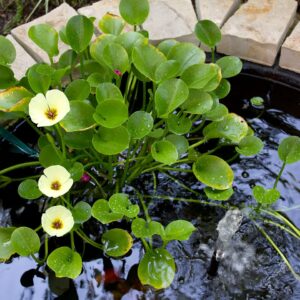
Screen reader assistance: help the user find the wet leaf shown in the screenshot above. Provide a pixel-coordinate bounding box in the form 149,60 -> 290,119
127,111 -> 153,139
167,114 -> 192,135
250,96 -> 264,106
91,199 -> 123,224
131,218 -> 164,238
253,186 -> 280,205
204,103 -> 228,121
278,136 -> 300,164
0,227 -> 16,261
109,193 -> 140,218
151,140 -> 178,165
181,90 -> 213,114
236,136 -> 264,156
166,134 -> 189,156
154,60 -> 180,83
64,130 -> 93,149
204,187 -> 233,201
72,201 -> 91,224
96,82 -> 124,103
164,220 -> 195,241
68,162 -> 84,181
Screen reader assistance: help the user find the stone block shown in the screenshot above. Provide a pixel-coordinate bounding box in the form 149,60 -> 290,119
217,0 -> 297,66
6,35 -> 36,80
279,22 -> 300,73
11,3 -> 77,63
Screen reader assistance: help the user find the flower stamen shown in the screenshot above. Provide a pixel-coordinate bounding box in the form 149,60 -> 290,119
51,218 -> 63,229
51,181 -> 61,190
45,108 -> 58,120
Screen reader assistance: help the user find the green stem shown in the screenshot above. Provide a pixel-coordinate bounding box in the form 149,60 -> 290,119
0,161 -> 40,176
76,229 -> 103,250
211,47 -> 215,63
273,162 -> 286,189
120,140 -> 133,187
25,117 -> 44,136
141,238 -> 150,251
55,125 -> 66,158
79,52 -> 85,78
188,138 -> 206,149
70,231 -> 75,250
85,171 -> 107,198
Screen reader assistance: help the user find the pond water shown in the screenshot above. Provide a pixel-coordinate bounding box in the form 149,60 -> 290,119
0,71 -> 300,299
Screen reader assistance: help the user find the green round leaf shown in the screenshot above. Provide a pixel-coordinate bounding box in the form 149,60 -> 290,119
204,187 -> 233,201
168,42 -> 205,74
157,39 -> 179,57
154,60 -> 180,83
151,140 -> 178,165
195,20 -> 221,48
148,128 -> 164,138
127,111 -> 153,139
216,56 -> 242,78
0,227 -> 16,261
94,100 -> 128,128
69,162 -> 84,181
96,82 -> 124,103
58,49 -> 77,68
92,199 -> 123,224
131,218 -> 164,238
278,136 -> 300,164
99,13 -> 125,35
102,228 -> 133,257
193,155 -> 234,190
253,186 -> 280,205
0,36 -> 16,65
250,96 -> 264,106
181,63 -> 221,91
0,65 -> 16,89
167,114 -> 192,135
164,220 -> 195,241
166,134 -> 189,156
64,130 -> 93,149
47,247 -> 82,279
138,248 -> 175,289
65,79 -> 90,101
66,15 -> 94,53
236,136 -> 264,156
109,193 -> 140,218
39,144 -> 64,167
72,201 -> 92,224
18,179 -> 42,200
155,78 -> 189,118
28,24 -> 59,57
92,126 -> 130,155
204,103 -> 228,121
27,64 -> 51,94
214,78 -> 231,99
203,113 -> 248,143
119,0 -> 150,25
60,101 -> 96,132
11,227 -> 40,256
181,90 -> 213,114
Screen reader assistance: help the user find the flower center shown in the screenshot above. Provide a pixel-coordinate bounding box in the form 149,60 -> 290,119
51,218 -> 63,229
45,108 -> 58,120
51,181 -> 61,190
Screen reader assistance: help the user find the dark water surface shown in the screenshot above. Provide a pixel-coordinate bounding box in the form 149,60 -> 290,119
0,72 -> 300,299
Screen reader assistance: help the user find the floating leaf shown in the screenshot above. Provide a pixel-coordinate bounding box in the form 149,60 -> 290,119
181,90 -> 213,114
236,136 -> 264,156
0,87 -> 33,112
164,220 -> 195,241
250,96 -> 264,106
193,155 -> 234,190
195,20 -> 221,48
65,79 -> 90,101
11,227 -> 40,256
96,82 -> 124,103
278,136 -> 300,164
92,126 -> 130,155
72,201 -> 92,224
204,187 -> 233,201
167,114 -> 192,135
99,13 -> 125,35
119,0 -> 149,25
0,35 -> 16,65
102,228 -> 133,257
216,56 -> 242,78
151,140 -> 178,165
138,248 -> 175,289
131,218 -> 164,238
92,199 -> 123,224
0,227 -> 16,261
127,111 -> 153,139
253,186 -> 280,205
155,78 -> 189,118
109,193 -> 139,218
18,179 -> 42,200
47,247 -> 82,279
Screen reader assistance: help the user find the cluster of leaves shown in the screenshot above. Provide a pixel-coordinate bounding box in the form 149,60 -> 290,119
0,0 -> 300,290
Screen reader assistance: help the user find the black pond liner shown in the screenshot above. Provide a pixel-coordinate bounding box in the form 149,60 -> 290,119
0,62 -> 300,300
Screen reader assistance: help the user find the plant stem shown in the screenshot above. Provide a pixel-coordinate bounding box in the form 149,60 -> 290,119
76,229 -> 103,250
273,162 -> 286,189
188,138 -> 206,149
55,125 -> 66,158
70,231 -> 75,250
0,161 -> 40,176
85,171 -> 107,198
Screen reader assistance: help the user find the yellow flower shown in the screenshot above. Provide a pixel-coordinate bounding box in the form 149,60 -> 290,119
41,205 -> 74,237
38,165 -> 73,198
29,89 -> 70,127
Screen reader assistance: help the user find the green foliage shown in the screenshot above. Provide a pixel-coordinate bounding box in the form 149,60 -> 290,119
0,227 -> 16,261
216,56 -> 243,78
195,20 -> 222,48
151,140 -> 178,165
0,36 -> 16,65
278,136 -> 300,164
253,186 -> 281,205
99,13 -> 125,35
127,111 -> 153,139
204,187 -> 233,201
0,65 -> 16,89
164,220 -> 195,241
236,136 -> 264,156
72,201 -> 92,224
92,199 -> 123,224
119,0 -> 150,25
18,179 -> 42,200
65,79 -> 90,101
131,218 -> 164,238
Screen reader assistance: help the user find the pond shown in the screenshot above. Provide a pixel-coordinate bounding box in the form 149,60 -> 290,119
0,67 -> 300,299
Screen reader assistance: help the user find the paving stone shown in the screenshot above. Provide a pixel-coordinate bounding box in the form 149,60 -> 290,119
195,0 -> 241,27
78,0 -> 198,44
11,3 -> 77,63
279,21 -> 300,73
217,0 -> 297,66
6,35 -> 36,80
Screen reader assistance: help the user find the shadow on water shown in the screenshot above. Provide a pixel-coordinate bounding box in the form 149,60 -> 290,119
0,71 -> 300,299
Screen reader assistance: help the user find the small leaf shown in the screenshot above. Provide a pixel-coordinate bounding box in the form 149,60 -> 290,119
64,130 -> 93,149
92,126 -> 130,155
216,56 -> 242,78
0,227 -> 16,261
0,35 -> 16,65
151,140 -> 178,165
91,199 -> 123,224
131,218 -> 164,238
214,79 -> 231,99
65,79 -> 90,101
0,65 -> 16,89
11,227 -> 40,256
167,114 -> 192,135
157,39 -> 179,57
138,248 -> 175,289
154,60 -> 180,83
99,13 -> 125,35
204,187 -> 233,201
96,82 -> 124,103
72,201 -> 91,224
127,111 -> 153,139
195,20 -> 221,48
28,24 -> 59,57
204,103 -> 228,121
47,247 -> 82,279
181,90 -> 213,115
250,96 -> 264,106
69,162 -> 84,181
27,64 -> 51,94
253,186 -> 280,205
119,0 -> 150,25
18,179 -> 42,200
102,228 -> 133,257
193,155 -> 234,190
164,220 -> 195,241
166,134 -> 189,156
236,136 -> 264,156
109,193 -> 140,218
39,144 -> 63,167
278,136 -> 300,164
